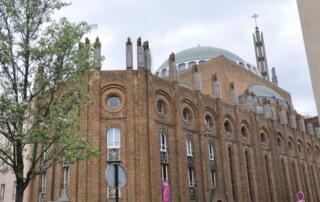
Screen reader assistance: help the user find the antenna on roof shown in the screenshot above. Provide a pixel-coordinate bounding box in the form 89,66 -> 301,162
252,13 -> 259,28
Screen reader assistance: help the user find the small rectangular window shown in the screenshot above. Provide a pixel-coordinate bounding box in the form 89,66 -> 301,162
0,184 -> 5,200
161,164 -> 168,181
12,182 -> 16,200
210,170 -> 216,188
39,173 -> 46,202
63,165 -> 69,193
188,167 -> 195,187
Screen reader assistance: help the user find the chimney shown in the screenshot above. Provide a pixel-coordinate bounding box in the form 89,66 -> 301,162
271,67 -> 278,85
193,65 -> 201,90
137,37 -> 145,69
143,41 -> 152,71
126,37 -> 133,70
279,111 -> 288,125
94,37 -> 101,69
307,123 -> 315,135
289,113 -> 297,129
211,74 -> 222,99
298,118 -> 306,133
264,100 -> 274,120
168,53 -> 178,81
229,82 -> 239,105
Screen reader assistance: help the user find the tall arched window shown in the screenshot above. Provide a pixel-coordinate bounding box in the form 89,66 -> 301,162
208,144 -> 214,160
186,139 -> 193,157
160,132 -> 167,152
107,128 -> 121,148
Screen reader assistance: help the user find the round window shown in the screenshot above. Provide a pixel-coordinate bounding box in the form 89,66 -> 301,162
107,96 -> 120,108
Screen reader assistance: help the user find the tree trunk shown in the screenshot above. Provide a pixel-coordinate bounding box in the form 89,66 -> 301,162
15,186 -> 24,202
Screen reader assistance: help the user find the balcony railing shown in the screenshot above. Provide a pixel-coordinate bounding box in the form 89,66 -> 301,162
107,148 -> 121,162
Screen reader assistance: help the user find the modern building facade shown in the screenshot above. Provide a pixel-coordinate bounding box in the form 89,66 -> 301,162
27,28 -> 320,202
297,0 -> 320,117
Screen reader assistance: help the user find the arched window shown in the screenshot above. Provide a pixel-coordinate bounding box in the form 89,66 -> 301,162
107,128 -> 121,148
182,107 -> 192,122
161,68 -> 168,77
186,139 -> 193,157
205,114 -> 214,129
198,60 -> 207,64
208,144 -> 214,160
261,132 -> 267,144
241,126 -> 248,138
224,120 -> 232,134
156,99 -> 166,115
160,132 -> 167,152
277,137 -> 282,147
188,61 -> 196,68
178,63 -> 186,71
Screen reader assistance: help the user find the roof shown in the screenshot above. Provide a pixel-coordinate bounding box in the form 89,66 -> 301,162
156,46 -> 261,76
159,46 -> 245,68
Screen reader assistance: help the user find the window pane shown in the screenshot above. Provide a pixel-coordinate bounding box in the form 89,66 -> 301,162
178,63 -> 186,71
161,68 -> 168,77
108,96 -> 120,108
188,61 -> 196,68
107,128 -> 121,148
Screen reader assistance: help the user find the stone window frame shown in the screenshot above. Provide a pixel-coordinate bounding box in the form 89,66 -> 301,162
107,96 -> 121,109
186,138 -> 193,157
182,107 -> 193,123
102,87 -> 125,113
240,122 -> 251,144
208,143 -> 215,160
160,132 -> 168,152
204,113 -> 214,130
223,119 -> 233,136
106,127 -> 121,149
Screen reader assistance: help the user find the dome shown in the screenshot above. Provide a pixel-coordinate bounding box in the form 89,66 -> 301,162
248,85 -> 289,108
248,85 -> 284,100
156,46 -> 261,77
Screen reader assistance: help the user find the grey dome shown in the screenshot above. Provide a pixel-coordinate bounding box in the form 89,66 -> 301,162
156,46 -> 261,76
248,85 -> 284,100
248,85 -> 290,108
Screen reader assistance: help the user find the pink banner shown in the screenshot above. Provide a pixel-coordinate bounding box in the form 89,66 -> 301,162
162,181 -> 171,202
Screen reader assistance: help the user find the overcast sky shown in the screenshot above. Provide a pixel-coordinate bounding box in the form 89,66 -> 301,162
57,0 -> 317,116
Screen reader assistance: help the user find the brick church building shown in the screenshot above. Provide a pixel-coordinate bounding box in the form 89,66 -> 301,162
28,26 -> 320,202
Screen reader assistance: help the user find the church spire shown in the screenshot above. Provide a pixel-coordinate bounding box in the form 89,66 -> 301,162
252,14 -> 270,81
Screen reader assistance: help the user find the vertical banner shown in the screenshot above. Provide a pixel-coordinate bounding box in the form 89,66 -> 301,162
162,181 -> 171,202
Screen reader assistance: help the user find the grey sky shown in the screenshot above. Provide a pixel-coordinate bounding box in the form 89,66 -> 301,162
57,0 -> 317,116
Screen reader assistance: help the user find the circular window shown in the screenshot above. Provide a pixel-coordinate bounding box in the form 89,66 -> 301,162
107,96 -> 120,109
182,107 -> 192,122
156,99 -> 166,115
204,114 -> 214,129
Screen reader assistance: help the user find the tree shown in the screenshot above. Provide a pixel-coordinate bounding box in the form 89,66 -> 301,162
0,0 -> 100,201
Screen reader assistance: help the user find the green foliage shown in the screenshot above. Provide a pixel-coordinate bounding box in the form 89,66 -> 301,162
0,0 -> 100,197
